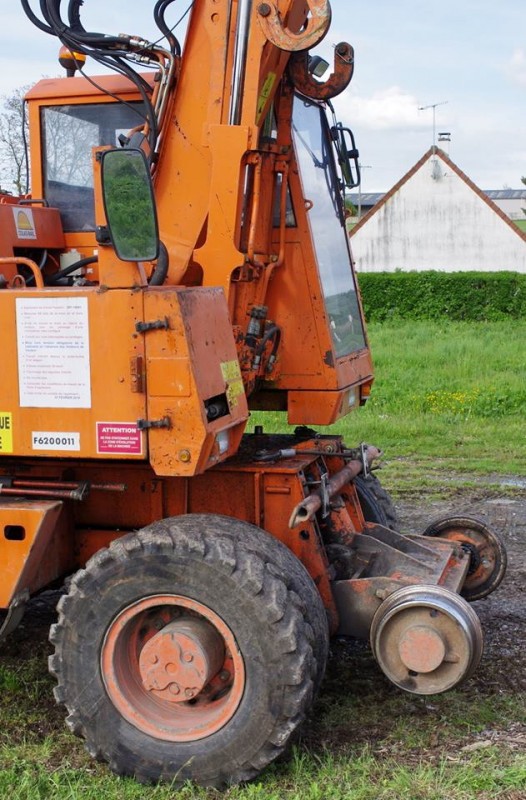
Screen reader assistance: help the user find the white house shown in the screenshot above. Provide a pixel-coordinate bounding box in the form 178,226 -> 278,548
350,148 -> 526,273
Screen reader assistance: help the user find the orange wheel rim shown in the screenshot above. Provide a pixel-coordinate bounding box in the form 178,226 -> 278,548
101,594 -> 245,742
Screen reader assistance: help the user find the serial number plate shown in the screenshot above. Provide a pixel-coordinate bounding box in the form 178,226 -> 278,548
32,431 -> 80,451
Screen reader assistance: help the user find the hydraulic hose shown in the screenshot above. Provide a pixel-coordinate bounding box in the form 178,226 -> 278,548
148,241 -> 169,285
45,255 -> 98,285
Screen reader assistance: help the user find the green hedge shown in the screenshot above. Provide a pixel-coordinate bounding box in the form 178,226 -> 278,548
357,271 -> 526,321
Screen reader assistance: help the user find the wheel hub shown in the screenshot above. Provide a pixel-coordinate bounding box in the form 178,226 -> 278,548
139,619 -> 225,702
398,625 -> 446,674
100,594 -> 245,742
422,516 -> 507,601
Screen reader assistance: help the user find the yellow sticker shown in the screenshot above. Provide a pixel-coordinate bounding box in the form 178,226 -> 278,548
256,72 -> 277,122
0,413 -> 13,453
226,379 -> 245,409
221,360 -> 242,382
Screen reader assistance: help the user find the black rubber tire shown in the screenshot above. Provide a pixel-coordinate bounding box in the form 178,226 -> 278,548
49,517 -> 317,787
177,514 -> 329,692
354,474 -> 399,530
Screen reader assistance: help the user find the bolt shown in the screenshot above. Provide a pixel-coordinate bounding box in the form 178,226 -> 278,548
258,2 -> 271,16
219,670 -> 230,682
336,43 -> 348,55
185,688 -> 196,698
169,683 -> 181,696
182,652 -> 194,663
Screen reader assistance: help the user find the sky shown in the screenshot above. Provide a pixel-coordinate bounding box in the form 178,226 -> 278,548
0,0 -> 524,193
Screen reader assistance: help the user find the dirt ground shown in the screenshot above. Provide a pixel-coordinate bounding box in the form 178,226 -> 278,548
2,483 -> 525,761
395,489 -> 526,694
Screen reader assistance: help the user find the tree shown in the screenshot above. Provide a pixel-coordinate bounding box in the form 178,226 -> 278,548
0,86 -> 30,195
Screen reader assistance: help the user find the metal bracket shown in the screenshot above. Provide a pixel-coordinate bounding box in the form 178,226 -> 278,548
288,42 -> 354,100
0,590 -> 29,644
135,317 -> 170,333
137,416 -> 171,431
360,442 -> 370,478
319,463 -> 330,519
257,0 -> 331,52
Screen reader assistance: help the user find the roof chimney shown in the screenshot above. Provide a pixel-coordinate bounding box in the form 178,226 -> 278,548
438,131 -> 451,155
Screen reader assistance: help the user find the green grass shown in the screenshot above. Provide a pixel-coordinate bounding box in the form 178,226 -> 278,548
0,661 -> 522,799
250,320 -> 526,489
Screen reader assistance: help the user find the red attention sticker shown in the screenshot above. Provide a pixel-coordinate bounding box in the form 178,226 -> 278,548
97,422 -> 142,455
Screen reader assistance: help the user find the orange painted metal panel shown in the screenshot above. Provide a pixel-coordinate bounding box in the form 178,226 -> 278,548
0,288 -> 147,460
143,287 -> 248,477
0,205 -> 64,252
0,499 -> 70,608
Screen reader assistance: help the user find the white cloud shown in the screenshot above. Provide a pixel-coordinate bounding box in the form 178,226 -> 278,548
505,48 -> 526,87
335,87 -> 433,131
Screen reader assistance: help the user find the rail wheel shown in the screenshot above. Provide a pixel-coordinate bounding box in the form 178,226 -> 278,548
370,585 -> 483,695
354,474 -> 399,530
49,517 -> 318,787
422,516 -> 507,601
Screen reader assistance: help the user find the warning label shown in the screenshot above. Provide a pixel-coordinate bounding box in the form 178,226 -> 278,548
13,207 -> 37,240
97,422 -> 142,455
0,413 -> 13,453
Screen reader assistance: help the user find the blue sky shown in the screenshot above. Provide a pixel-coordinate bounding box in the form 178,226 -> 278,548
1,0 -> 524,192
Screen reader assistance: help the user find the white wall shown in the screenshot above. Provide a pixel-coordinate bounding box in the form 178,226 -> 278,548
351,157 -> 526,273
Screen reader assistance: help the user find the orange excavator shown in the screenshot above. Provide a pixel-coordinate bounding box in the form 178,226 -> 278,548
0,0 -> 506,786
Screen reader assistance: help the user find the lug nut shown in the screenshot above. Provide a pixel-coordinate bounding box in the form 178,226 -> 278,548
258,3 -> 271,16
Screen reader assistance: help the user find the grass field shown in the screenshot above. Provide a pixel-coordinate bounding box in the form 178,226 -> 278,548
251,319 -> 526,493
1,320 -> 525,799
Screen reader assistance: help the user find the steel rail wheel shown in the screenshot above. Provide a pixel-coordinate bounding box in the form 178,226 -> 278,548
422,516 -> 507,601
49,518 -> 318,787
370,585 -> 484,695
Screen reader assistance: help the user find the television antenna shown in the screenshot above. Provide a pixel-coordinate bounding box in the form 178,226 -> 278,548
418,100 -> 448,152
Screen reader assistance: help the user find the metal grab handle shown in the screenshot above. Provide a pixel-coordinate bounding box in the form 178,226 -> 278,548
0,257 -> 44,288
257,0 -> 332,52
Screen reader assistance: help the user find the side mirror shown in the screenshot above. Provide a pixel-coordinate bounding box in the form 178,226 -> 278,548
331,123 -> 361,189
101,148 -> 159,262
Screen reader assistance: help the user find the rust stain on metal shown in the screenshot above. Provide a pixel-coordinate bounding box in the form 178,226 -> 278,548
288,42 -> 354,101
257,0 -> 331,52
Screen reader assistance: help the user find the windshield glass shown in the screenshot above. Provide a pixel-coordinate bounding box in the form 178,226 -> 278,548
41,101 -> 145,232
293,97 -> 366,357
